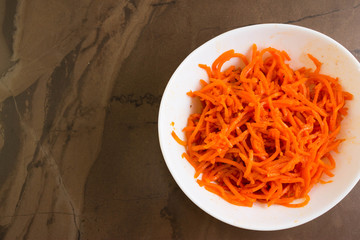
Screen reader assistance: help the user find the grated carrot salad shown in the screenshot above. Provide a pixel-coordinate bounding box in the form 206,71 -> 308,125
173,44 -> 353,207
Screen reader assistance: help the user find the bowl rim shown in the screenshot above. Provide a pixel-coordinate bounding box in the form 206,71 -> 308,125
158,23 -> 360,231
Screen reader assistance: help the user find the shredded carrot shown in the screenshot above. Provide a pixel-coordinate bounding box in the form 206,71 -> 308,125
319,179 -> 333,184
171,131 -> 186,146
172,44 -> 352,207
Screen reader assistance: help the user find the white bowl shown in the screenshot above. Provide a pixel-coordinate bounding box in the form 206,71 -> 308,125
158,23 -> 360,231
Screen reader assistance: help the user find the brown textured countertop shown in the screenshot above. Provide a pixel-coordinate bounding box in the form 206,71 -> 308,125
0,0 -> 359,239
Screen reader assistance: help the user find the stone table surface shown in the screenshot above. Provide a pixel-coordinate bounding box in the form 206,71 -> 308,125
0,0 -> 359,239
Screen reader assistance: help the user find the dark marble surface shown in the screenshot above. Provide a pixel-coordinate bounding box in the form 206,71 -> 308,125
0,0 -> 359,239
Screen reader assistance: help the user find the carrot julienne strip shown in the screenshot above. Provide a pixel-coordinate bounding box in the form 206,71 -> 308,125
171,131 -> 186,146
